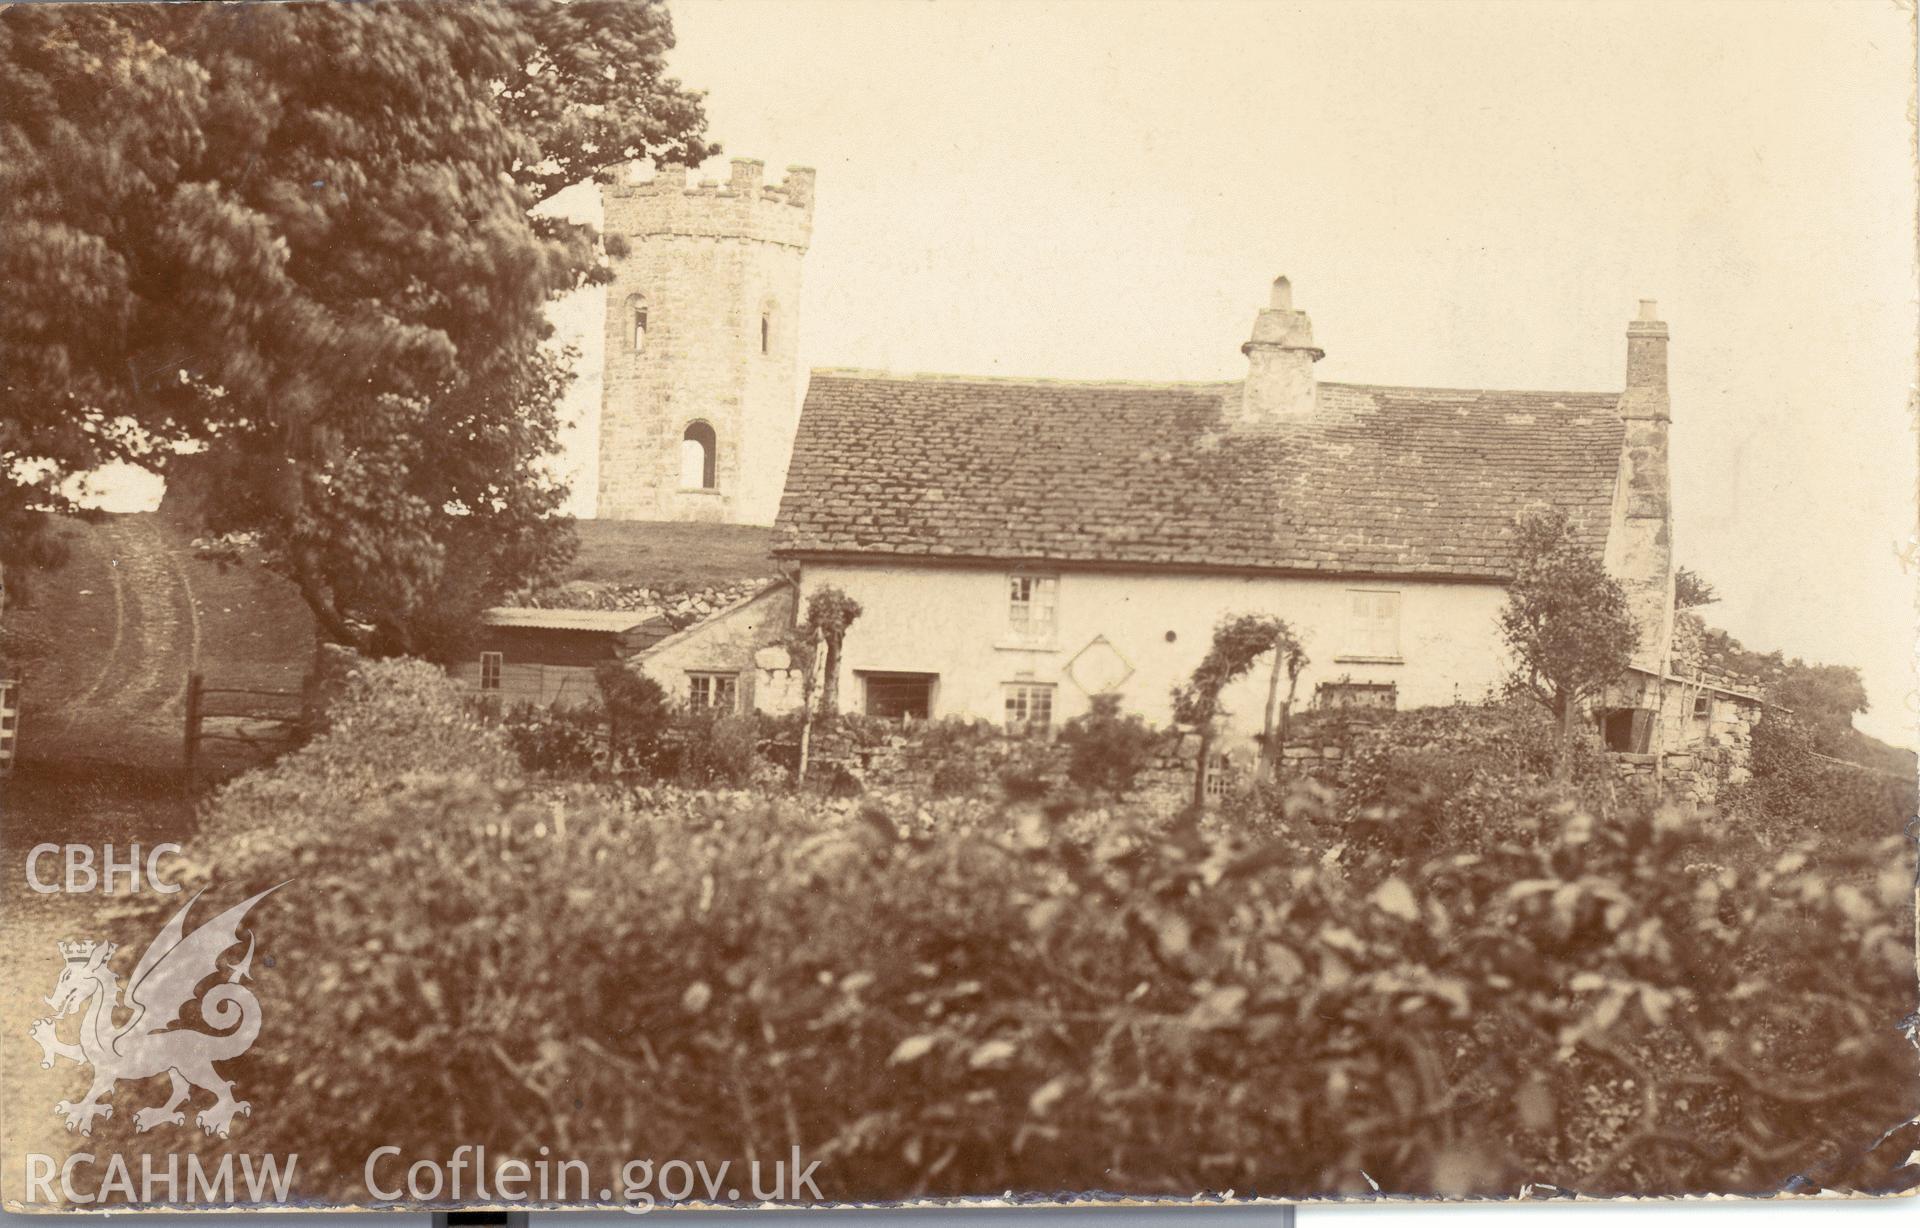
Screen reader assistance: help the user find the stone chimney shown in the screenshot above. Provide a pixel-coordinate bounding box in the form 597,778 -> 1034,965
1238,275 -> 1324,422
1615,299 -> 1674,675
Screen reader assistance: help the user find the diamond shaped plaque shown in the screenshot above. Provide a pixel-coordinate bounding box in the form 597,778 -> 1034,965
1065,635 -> 1134,696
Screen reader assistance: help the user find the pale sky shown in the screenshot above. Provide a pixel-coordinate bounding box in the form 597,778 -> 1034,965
112,1 -> 1920,745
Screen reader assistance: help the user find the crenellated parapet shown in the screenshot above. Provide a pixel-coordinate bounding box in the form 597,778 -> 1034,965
604,159 -> 815,250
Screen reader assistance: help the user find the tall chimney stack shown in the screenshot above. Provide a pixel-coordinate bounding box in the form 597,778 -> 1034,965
1616,300 -> 1673,676
1238,275 -> 1324,422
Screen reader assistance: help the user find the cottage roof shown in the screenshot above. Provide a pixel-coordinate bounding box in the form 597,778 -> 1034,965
774,371 -> 1627,579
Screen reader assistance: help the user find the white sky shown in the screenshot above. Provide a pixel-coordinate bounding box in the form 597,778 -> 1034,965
110,1 -> 1920,745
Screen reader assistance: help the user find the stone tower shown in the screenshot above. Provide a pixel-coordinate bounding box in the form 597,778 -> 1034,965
597,159 -> 815,523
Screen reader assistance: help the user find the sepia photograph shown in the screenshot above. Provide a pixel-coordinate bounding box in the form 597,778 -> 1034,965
1,0 -> 1916,1215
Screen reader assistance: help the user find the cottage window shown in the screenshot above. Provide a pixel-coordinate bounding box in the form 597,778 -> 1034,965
688,671 -> 739,712
1342,589 -> 1401,660
1003,683 -> 1056,736
628,294 -> 648,351
1693,693 -> 1712,719
479,651 -> 503,692
681,421 -> 717,490
1203,751 -> 1234,800
862,672 -> 936,722
1007,574 -> 1058,640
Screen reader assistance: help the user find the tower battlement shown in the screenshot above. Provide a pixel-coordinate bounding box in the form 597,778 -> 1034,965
604,159 -> 815,250
596,157 -> 814,525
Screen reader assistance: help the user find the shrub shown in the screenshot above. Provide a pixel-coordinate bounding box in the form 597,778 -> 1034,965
501,701 -> 602,777
995,737 -> 1060,803
674,710 -> 764,788
904,717 -> 997,798
595,661 -> 672,774
98,677 -> 1916,1203
1723,710 -> 1914,850
194,656 -> 517,875
1058,694 -> 1162,796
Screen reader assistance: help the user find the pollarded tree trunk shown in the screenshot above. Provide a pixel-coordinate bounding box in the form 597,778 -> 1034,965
821,635 -> 842,715
1191,725 -> 1214,810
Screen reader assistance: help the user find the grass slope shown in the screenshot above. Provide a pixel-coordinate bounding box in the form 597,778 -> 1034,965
559,518 -> 779,591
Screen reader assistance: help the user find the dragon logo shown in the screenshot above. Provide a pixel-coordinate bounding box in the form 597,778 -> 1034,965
29,884 -> 283,1139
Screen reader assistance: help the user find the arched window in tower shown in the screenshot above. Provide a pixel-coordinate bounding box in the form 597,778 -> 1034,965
760,304 -> 772,355
627,294 -> 649,352
681,421 -> 717,490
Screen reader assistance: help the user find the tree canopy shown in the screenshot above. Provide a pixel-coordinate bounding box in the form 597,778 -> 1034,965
0,1 -> 713,655
1498,507 -> 1638,768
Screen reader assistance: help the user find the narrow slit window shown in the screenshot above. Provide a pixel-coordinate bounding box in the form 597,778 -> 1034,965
628,294 -> 648,351
760,310 -> 771,355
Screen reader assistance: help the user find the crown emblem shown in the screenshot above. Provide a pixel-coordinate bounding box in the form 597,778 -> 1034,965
59,940 -> 110,964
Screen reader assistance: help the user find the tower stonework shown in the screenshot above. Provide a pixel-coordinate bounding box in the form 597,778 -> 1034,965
597,159 -> 815,523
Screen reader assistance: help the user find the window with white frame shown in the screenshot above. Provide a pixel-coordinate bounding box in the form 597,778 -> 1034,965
688,671 -> 739,712
1003,683 -> 1055,735
1007,573 -> 1058,640
1342,589 -> 1402,659
479,651 -> 502,692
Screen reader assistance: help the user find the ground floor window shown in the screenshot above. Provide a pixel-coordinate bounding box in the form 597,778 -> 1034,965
861,671 -> 936,722
688,671 -> 739,712
479,651 -> 503,692
1003,683 -> 1055,735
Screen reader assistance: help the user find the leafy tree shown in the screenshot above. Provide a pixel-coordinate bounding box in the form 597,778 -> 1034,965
1498,507 -> 1638,776
1675,566 -> 1718,610
0,1 -> 714,656
1172,614 -> 1302,807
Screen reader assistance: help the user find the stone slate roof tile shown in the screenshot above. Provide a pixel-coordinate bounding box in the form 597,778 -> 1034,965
774,372 -> 1626,579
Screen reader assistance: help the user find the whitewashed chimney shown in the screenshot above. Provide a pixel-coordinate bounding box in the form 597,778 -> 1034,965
1239,275 -> 1324,422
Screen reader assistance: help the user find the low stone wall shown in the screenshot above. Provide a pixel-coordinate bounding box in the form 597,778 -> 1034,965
1608,743 -> 1747,806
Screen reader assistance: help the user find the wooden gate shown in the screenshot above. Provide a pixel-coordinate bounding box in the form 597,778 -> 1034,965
183,672 -> 306,791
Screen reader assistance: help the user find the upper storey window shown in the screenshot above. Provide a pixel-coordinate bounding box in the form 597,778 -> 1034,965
1007,573 -> 1058,641
1341,589 -> 1402,660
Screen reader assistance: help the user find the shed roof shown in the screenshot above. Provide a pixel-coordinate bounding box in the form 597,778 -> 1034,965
774,371 -> 1627,580
480,607 -> 660,633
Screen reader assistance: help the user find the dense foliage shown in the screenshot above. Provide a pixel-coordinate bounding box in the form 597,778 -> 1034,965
99,662 -> 1918,1205
0,1 -> 712,654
